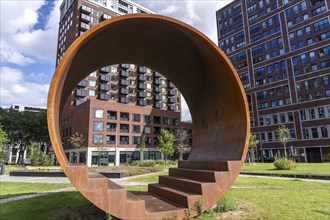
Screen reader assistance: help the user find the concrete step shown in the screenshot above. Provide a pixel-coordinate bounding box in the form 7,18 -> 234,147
148,183 -> 201,208
169,168 -> 217,182
159,175 -> 216,194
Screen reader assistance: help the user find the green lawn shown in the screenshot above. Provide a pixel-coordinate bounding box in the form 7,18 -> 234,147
4,165 -> 62,175
242,163 -> 330,175
1,176 -> 328,220
126,171 -> 168,183
0,182 -> 72,199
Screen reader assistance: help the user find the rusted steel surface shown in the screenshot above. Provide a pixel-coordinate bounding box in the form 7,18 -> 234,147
47,14 -> 250,219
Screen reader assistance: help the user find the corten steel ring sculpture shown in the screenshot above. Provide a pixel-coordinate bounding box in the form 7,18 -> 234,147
48,14 -> 249,219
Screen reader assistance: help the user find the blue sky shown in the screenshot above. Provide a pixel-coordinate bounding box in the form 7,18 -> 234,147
0,0 -> 232,121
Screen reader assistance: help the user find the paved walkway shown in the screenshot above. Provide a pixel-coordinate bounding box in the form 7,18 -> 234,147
1,171 -> 328,204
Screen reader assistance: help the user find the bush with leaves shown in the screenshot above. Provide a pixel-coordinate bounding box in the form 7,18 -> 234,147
273,155 -> 297,170
0,127 -> 9,164
214,195 -> 236,213
28,142 -> 51,166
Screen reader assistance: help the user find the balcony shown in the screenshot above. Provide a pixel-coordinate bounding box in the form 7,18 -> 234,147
77,80 -> 87,87
100,66 -> 110,73
80,13 -> 90,22
106,140 -> 116,145
100,75 -> 110,82
75,89 -> 87,97
138,75 -> 147,81
75,99 -> 85,106
80,5 -> 91,14
154,87 -> 162,93
154,71 -> 162,77
154,95 -> 162,101
100,84 -> 110,91
168,90 -> 177,96
138,91 -> 147,98
138,83 -> 147,90
101,13 -> 111,21
137,100 -> 147,106
138,66 -> 147,73
99,93 -> 110,101
154,79 -> 162,85
119,97 -> 129,103
168,104 -> 177,111
168,97 -> 178,103
168,82 -> 176,88
120,79 -> 130,86
121,64 -> 130,69
154,102 -> 165,109
120,70 -> 129,77
120,88 -> 129,95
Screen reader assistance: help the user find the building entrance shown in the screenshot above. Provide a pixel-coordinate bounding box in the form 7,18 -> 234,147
306,148 -> 322,163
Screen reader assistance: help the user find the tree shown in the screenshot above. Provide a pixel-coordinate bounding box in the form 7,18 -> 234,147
28,142 -> 51,166
0,126 -> 9,164
139,134 -> 146,161
157,129 -> 175,162
247,134 -> 259,164
70,132 -> 85,163
0,108 -> 50,164
276,125 -> 290,158
173,126 -> 191,160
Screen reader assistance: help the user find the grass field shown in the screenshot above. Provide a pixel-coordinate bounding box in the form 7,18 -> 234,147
0,182 -> 72,199
1,176 -> 328,220
241,163 -> 330,175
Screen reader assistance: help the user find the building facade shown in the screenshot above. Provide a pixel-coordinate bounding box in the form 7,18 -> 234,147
216,0 -> 330,162
57,0 -> 191,166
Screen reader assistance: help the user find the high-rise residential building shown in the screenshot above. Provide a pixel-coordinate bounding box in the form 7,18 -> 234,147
56,0 -> 191,166
216,0 -> 330,162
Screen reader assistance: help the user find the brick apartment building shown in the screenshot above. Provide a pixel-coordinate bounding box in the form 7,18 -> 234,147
57,0 -> 192,166
217,0 -> 330,162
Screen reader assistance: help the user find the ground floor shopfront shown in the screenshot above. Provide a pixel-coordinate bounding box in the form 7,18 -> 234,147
260,146 -> 330,163
65,147 -> 164,167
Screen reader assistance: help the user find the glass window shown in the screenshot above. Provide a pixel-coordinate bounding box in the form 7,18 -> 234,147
311,128 -> 318,138
321,127 -> 328,138
94,109 -> 104,118
144,126 -> 151,134
88,89 -> 95,96
309,108 -> 316,120
300,110 -> 306,120
89,80 -> 96,87
90,71 -> 97,77
133,114 -> 141,122
92,134 -> 103,144
133,125 -> 140,133
93,122 -> 103,131
303,129 -> 309,139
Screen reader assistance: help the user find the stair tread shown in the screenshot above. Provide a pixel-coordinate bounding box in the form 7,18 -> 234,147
88,172 -> 105,178
150,183 -> 201,197
161,175 -> 216,185
133,192 -> 186,213
170,167 -> 224,173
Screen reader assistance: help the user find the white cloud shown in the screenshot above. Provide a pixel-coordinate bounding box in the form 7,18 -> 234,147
0,67 -> 49,108
159,5 -> 179,14
0,41 -> 35,66
0,0 -> 61,65
181,95 -> 191,122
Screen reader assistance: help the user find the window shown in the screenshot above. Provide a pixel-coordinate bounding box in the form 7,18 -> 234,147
172,118 -> 179,126
90,71 -> 97,77
133,125 -> 140,133
288,112 -> 294,122
300,110 -> 306,120
290,130 -> 296,139
93,122 -> 103,131
120,112 -> 129,121
303,129 -> 309,139
267,132 -> 273,142
314,18 -> 329,32
163,117 -> 170,125
93,134 -> 103,144
323,76 -> 329,86
273,115 -> 278,124
154,116 -> 161,124
311,128 -> 318,138
309,108 -> 316,119
132,136 -> 140,145
120,136 -> 129,145
132,114 -> 140,122
318,107 -> 325,118
305,26 -> 311,35
89,80 -> 96,87
142,115 -> 151,124
321,127 -> 328,138
144,126 -> 151,134
94,109 -> 104,118
88,89 -> 95,96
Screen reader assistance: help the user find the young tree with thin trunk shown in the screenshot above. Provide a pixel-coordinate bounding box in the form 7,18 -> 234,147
276,124 -> 290,158
248,134 -> 259,164
157,129 -> 174,163
139,134 -> 146,161
70,132 -> 85,163
173,126 -> 191,160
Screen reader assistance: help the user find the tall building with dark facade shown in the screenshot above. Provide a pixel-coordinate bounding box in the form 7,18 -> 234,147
56,0 -> 191,166
216,0 -> 330,162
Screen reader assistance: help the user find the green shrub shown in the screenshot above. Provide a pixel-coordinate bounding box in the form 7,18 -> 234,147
273,156 -> 297,170
214,195 -> 236,213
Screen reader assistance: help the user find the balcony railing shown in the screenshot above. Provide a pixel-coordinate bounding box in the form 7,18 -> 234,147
100,75 -> 110,82
138,100 -> 147,106
77,80 -> 87,87
100,84 -> 110,91
120,88 -> 129,95
120,70 -> 129,77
